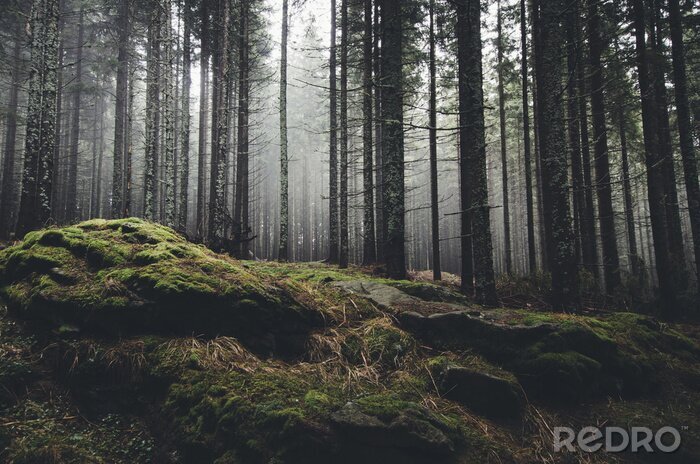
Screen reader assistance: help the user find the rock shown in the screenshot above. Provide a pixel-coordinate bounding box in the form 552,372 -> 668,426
397,310 -> 557,358
437,366 -> 524,419
331,402 -> 454,455
0,219 -> 322,356
332,280 -> 420,310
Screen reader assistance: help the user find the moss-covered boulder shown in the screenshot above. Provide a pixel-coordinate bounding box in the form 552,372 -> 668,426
0,219 -> 321,354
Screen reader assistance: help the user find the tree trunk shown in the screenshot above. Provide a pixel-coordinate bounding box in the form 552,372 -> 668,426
16,0 -> 60,236
362,0 -> 377,265
234,0 -> 250,258
520,0 -> 536,274
668,0 -> 700,283
279,0 -> 290,260
112,0 -> 129,219
618,108 -> 640,278
66,5 -> 84,223
588,0 -> 621,293
163,0 -> 176,228
329,0 -> 339,264
533,0 -> 578,310
631,0 -> 677,311
339,0 -> 349,268
144,3 -> 161,221
196,0 -> 209,239
456,0 -> 497,305
497,0 -> 512,275
575,11 -> 598,279
379,0 -> 406,279
428,0 -> 441,280
0,27 -> 22,237
178,0 -> 192,234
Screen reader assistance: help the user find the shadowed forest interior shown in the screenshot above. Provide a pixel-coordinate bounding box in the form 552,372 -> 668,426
0,0 -> 699,462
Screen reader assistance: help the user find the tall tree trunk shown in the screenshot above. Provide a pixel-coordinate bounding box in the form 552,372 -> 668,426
112,0 -> 129,219
631,0 -> 677,311
566,5 -> 585,269
16,0 -> 60,236
497,0 -> 512,275
362,0 -> 376,265
428,0 -> 441,280
66,5 -> 85,223
588,0 -> 621,293
456,0 -> 497,305
144,3 -> 161,221
650,1 -> 685,281
234,0 -> 250,257
576,12 -> 598,279
329,0 -> 339,264
379,0 -> 406,279
0,27 -> 22,237
279,0 -> 290,260
668,0 -> 700,283
373,0 -> 385,264
163,0 -> 176,228
618,108 -> 640,278
339,0 -> 349,268
196,0 -> 209,239
520,0 -> 536,274
207,0 -> 230,246
533,0 -> 578,310
178,0 -> 192,234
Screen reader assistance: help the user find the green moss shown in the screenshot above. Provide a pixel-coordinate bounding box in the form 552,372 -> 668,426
342,318 -> 417,368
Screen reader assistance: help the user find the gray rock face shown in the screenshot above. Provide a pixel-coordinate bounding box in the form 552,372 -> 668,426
437,366 -> 524,419
332,280 -> 421,310
330,402 -> 454,455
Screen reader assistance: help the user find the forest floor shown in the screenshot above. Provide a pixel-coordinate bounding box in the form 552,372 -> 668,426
0,218 -> 698,463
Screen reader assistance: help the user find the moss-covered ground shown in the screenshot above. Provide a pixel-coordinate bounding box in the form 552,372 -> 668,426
0,220 -> 698,463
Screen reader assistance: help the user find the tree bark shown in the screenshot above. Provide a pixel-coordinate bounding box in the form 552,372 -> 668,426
0,26 -> 22,237
329,0 -> 339,264
279,0 -> 290,260
379,0 -> 406,279
497,0 -> 512,275
668,0 -> 700,283
362,0 -> 377,265
520,0 -> 536,274
196,0 -> 209,239
339,0 -> 349,268
16,0 -> 60,236
66,5 -> 84,223
112,0 -> 129,219
428,0 -> 441,280
533,0 -> 579,310
144,3 -> 161,221
588,0 -> 621,293
178,0 -> 192,233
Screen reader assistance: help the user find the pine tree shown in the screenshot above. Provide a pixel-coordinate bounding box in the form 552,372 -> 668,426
532,0 -> 578,310
456,0 -> 497,305
163,0 -> 176,228
112,0 -> 130,219
379,0 -> 405,279
428,0 -> 440,280
66,5 -> 85,223
0,23 -> 22,237
588,0 -> 621,293
362,0 -> 376,266
496,0 -> 512,275
16,0 -> 60,236
339,0 -> 349,269
196,0 -> 210,240
144,1 -> 161,221
178,0 -> 192,234
668,0 -> 700,283
329,0 -> 339,264
279,0 -> 290,261
520,0 -> 536,274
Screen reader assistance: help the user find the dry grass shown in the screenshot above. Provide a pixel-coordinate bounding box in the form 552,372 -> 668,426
158,336 -> 260,373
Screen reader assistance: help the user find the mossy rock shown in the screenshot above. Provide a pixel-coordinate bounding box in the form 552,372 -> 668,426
0,219 -> 321,354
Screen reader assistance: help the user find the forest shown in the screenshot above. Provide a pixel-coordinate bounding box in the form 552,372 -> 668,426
0,0 -> 699,462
